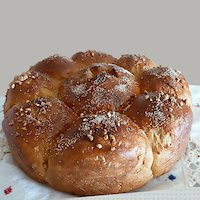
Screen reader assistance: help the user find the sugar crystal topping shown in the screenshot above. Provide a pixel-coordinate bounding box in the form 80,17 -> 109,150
146,66 -> 181,87
143,93 -> 182,128
9,97 -> 69,142
56,132 -> 84,152
71,83 -> 88,97
69,63 -> 137,108
91,87 -> 112,106
114,84 -> 127,92
144,94 -> 167,128
55,112 -> 131,152
147,66 -> 180,78
9,71 -> 39,90
80,112 -> 125,132
145,109 -> 166,128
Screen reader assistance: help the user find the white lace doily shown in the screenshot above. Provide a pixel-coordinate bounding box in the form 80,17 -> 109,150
182,140 -> 200,187
0,108 -> 10,160
0,130 -> 10,160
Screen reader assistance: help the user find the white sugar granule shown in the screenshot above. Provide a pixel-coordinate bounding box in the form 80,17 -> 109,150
71,83 -> 88,97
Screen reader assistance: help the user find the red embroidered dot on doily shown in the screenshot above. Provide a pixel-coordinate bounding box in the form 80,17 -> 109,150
4,186 -> 12,195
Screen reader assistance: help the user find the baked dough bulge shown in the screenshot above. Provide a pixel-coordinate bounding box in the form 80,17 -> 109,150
3,50 -> 193,196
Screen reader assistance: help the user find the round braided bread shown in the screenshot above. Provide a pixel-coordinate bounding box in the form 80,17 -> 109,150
2,50 -> 193,196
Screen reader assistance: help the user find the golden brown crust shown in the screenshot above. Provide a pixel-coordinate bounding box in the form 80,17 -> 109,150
2,51 -> 193,196
114,54 -> 156,79
3,97 -> 76,181
120,92 -> 193,176
30,55 -> 80,79
46,112 -> 153,195
4,71 -> 59,113
140,66 -> 192,106
72,50 -> 117,69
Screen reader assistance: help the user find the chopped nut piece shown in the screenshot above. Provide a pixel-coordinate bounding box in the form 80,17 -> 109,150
11,83 -> 15,89
88,135 -> 94,141
163,94 -> 169,101
96,144 -> 103,149
118,141 -> 122,146
103,129 -> 107,135
23,122 -> 27,126
40,109 -> 47,115
41,102 -> 46,107
104,134 -> 109,140
94,156 -> 99,161
80,113 -> 84,118
107,112 -> 112,118
111,146 -> 116,151
112,141 -> 117,145
34,146 -> 39,152
15,132 -> 20,137
171,96 -> 176,103
101,156 -> 106,162
20,74 -> 29,82
109,134 -> 116,142
141,57 -> 146,62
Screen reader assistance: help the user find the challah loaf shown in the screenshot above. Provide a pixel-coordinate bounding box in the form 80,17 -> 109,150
2,50 -> 193,196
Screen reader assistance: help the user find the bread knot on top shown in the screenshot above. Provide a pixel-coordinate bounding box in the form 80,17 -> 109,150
3,50 -> 192,196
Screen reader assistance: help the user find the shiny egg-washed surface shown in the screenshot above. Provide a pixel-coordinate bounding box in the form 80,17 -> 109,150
2,51 -> 193,196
